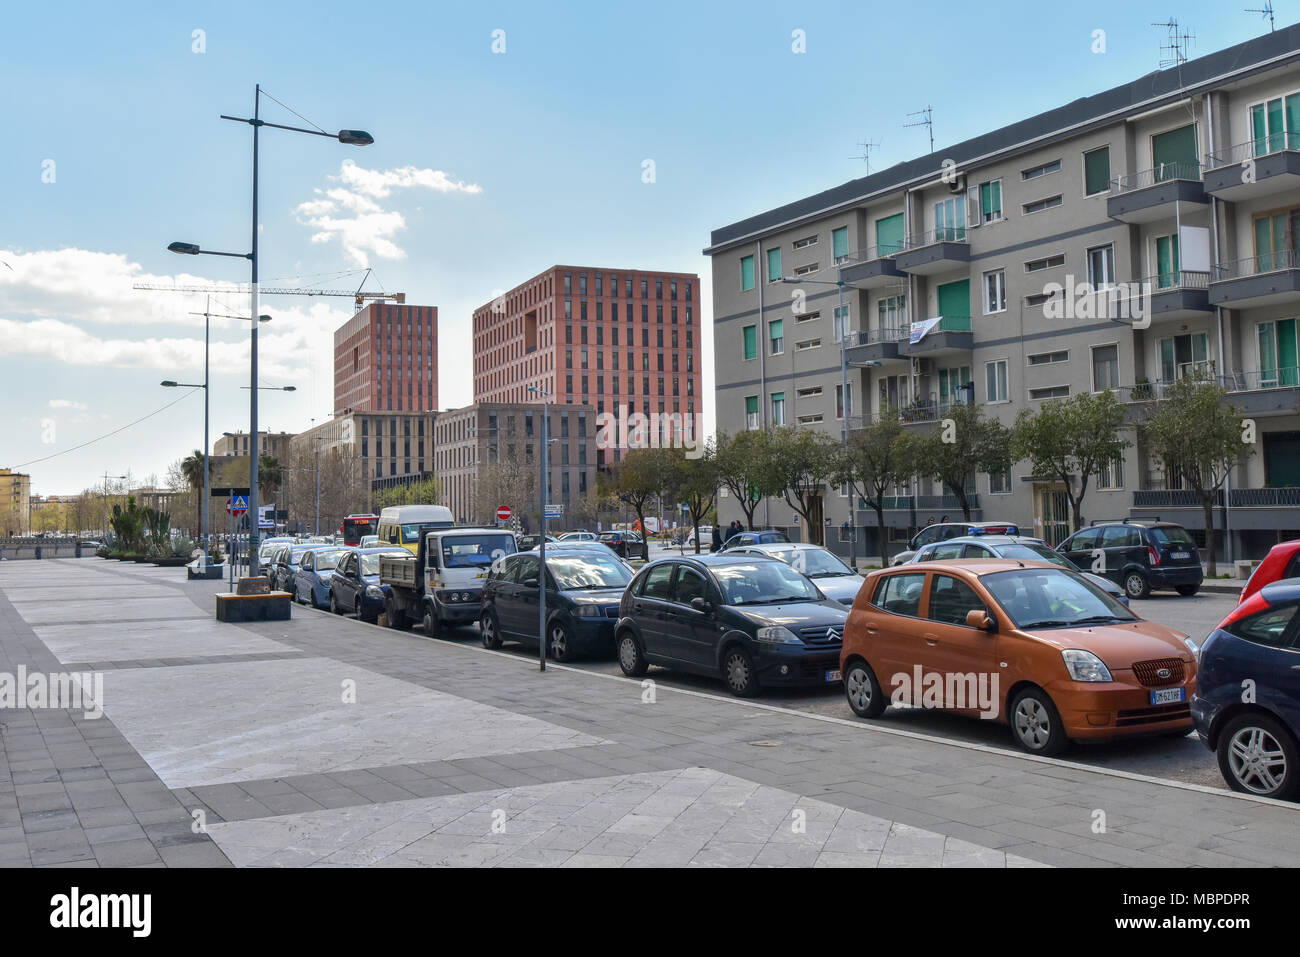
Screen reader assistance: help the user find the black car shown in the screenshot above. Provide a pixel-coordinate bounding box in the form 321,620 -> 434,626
614,555 -> 848,697
598,530 -> 642,558
267,544 -> 310,593
480,549 -> 633,660
1058,520 -> 1203,599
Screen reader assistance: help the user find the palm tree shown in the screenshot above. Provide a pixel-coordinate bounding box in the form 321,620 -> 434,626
180,449 -> 208,537
259,456 -> 283,530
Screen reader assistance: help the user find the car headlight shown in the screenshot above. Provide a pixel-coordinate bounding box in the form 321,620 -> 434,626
575,605 -> 603,618
756,625 -> 803,645
1061,649 -> 1112,682
365,585 -> 383,598
1182,636 -> 1199,660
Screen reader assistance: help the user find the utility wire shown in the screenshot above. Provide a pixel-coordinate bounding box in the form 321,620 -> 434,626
260,88 -> 329,136
13,389 -> 199,469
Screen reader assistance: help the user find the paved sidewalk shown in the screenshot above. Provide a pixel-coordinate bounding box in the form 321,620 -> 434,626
0,558 -> 1296,867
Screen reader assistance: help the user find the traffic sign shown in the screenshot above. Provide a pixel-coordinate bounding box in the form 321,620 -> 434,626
226,495 -> 249,516
496,505 -> 512,522
544,504 -> 564,518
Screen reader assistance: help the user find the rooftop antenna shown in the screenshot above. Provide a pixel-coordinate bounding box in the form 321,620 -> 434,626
1245,2 -> 1276,31
850,138 -> 881,171
904,106 -> 934,154
1153,17 -> 1195,68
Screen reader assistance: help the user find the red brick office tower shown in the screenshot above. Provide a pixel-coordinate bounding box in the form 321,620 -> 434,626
334,303 -> 439,414
471,266 -> 702,467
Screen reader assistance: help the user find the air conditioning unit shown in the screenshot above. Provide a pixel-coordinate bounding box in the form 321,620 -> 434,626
947,172 -> 967,195
914,358 -> 935,375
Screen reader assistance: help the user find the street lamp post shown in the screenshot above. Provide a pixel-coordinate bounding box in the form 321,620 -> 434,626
169,84 -> 372,576
528,383 -> 551,672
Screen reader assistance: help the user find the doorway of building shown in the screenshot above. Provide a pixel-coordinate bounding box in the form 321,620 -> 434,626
1035,484 -> 1072,546
805,493 -> 825,545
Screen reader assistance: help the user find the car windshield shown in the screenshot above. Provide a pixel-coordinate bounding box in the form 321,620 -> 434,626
441,534 -> 515,568
713,562 -> 820,605
547,553 -> 632,590
981,568 -> 1137,629
312,549 -> 345,571
1150,527 -> 1195,546
994,543 -> 1074,569
768,547 -> 854,577
361,551 -> 406,576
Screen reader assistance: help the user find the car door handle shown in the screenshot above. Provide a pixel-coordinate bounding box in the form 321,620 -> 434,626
923,633 -> 939,645
634,604 -> 643,613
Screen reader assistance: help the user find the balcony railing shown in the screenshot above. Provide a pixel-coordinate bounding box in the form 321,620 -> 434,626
1219,368 -> 1300,392
1214,248 -> 1300,281
1115,366 -> 1300,401
850,243 -> 906,262
881,494 -> 979,511
846,326 -> 909,348
1134,487 -> 1300,508
1232,487 -> 1300,507
1111,161 -> 1202,191
1136,269 -> 1210,292
905,227 -> 968,248
1205,132 -> 1300,170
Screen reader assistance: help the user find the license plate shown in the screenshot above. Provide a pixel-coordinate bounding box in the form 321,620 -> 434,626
475,572 -> 487,578
1150,687 -> 1185,705
825,669 -> 842,682
1171,551 -> 1190,560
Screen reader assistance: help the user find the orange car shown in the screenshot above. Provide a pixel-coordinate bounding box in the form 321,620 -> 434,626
839,560 -> 1198,754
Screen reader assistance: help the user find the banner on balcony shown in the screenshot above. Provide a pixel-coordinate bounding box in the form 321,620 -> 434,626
909,316 -> 944,344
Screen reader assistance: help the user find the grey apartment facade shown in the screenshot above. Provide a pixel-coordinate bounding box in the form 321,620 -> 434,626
708,26 -> 1300,561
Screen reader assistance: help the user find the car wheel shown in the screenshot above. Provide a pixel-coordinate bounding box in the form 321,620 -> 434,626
548,622 -> 574,662
1123,571 -> 1151,600
1217,712 -> 1300,800
422,606 -> 441,639
617,631 -> 647,677
1176,585 -> 1199,597
722,647 -> 759,698
310,588 -> 323,610
844,659 -> 886,718
385,596 -> 407,630
329,592 -> 342,615
1010,687 -> 1068,756
480,610 -> 502,649
358,599 -> 376,624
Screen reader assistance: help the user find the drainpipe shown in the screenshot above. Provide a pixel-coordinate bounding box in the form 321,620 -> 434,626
758,239 -> 770,530
1205,92 -> 1233,565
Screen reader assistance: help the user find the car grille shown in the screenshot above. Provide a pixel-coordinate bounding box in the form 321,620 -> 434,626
798,625 -> 843,645
1115,702 -> 1191,727
1131,657 -> 1185,687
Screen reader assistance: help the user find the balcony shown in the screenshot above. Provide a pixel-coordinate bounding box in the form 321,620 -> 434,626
894,229 -> 970,275
899,315 -> 973,358
844,326 -> 908,365
1219,368 -> 1300,417
1210,249 -> 1300,308
1203,135 -> 1300,202
852,397 -> 970,428
840,245 -> 906,288
1132,486 -> 1300,530
1106,163 -> 1208,224
1115,270 -> 1211,324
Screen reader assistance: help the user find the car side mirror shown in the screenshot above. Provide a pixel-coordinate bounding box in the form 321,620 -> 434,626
523,578 -> 539,588
690,597 -> 709,613
966,610 -> 996,632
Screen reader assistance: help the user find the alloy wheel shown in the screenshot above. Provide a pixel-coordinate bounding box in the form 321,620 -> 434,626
549,624 -> 569,660
725,651 -> 752,694
1014,697 -> 1051,749
1227,726 -> 1288,795
846,667 -> 873,712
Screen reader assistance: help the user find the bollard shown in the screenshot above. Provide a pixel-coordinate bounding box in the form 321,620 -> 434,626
34,546 -> 42,560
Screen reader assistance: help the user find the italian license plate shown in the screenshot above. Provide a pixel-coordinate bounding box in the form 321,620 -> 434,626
825,669 -> 842,682
1150,687 -> 1185,705
1171,551 -> 1190,560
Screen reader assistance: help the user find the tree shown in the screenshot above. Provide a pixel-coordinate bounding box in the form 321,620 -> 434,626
372,477 -> 440,510
474,446 -> 537,529
673,442 -> 720,553
837,410 -> 917,563
178,449 -> 211,537
912,403 -> 1012,521
1139,376 -> 1249,576
766,426 -> 840,545
607,448 -> 675,559
715,430 -> 770,530
1010,391 -> 1129,533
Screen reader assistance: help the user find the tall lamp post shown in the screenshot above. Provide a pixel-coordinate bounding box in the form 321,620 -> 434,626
169,84 -> 372,576
239,384 -> 295,545
527,383 -> 552,672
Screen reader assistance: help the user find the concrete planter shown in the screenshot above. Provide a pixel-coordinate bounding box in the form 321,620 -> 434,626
188,564 -> 226,580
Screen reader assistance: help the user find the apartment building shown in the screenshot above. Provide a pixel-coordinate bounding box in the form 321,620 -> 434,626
289,410 -> 440,499
471,265 -> 702,468
708,25 -> 1300,560
433,402 -> 597,526
213,430 -> 295,461
334,303 -> 439,415
0,468 -> 31,537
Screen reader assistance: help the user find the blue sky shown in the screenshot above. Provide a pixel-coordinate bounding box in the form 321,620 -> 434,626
0,0 -> 1281,494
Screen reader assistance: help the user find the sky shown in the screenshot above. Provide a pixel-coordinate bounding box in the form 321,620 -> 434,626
0,0 -> 1282,495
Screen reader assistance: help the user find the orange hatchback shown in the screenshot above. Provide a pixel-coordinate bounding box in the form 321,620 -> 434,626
839,560 -> 1198,754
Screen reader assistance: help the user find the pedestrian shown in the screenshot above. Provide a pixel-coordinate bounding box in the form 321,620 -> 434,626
711,524 -> 723,553
940,514 -> 949,524
925,515 -> 935,527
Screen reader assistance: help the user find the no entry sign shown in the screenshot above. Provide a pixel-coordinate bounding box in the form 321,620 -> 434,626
496,505 -> 512,522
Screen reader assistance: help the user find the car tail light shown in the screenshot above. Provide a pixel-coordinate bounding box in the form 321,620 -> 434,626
1221,590 -> 1272,629
1147,545 -> 1160,566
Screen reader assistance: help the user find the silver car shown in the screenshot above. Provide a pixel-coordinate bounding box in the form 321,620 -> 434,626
725,542 -> 866,608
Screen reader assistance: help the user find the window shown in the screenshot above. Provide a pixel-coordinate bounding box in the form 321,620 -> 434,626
1086,244 -> 1115,289
1022,159 -> 1061,180
833,304 -> 849,341
1155,234 -> 1181,288
1225,604 -> 1298,648
1258,318 -> 1300,387
872,572 -> 925,617
769,319 -> 784,355
797,413 -> 824,425
743,325 -> 757,361
836,383 -> 853,419
767,247 -> 782,283
1022,195 -> 1063,214
745,395 -> 760,430
985,359 -> 1009,402
1151,124 -> 1199,181
795,338 -> 821,351
832,226 -> 849,261
876,212 -> 905,255
877,294 -> 907,335
797,386 -> 823,399
1083,146 -> 1111,196
1097,457 -> 1124,490
1025,253 -> 1066,272
793,234 -> 818,249
1091,344 -> 1120,391
989,469 -> 1012,494
1252,209 -> 1300,271
1028,350 -> 1069,366
794,262 -> 819,277
975,179 -> 1003,223
795,309 -> 821,324
928,575 -> 989,626
984,270 -> 1007,314
1250,93 -> 1300,156
740,255 -> 755,291
1158,332 -> 1211,382
938,366 -> 972,407
1028,385 -> 1070,400
933,197 -> 966,241
770,392 -> 786,426
1025,291 -> 1059,308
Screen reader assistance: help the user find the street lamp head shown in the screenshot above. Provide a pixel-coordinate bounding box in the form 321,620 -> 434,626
258,314 -> 272,322
160,380 -> 178,388
283,386 -> 297,392
168,242 -> 201,256
337,130 -> 374,146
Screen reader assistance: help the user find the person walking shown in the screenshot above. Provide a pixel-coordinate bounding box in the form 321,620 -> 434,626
710,524 -> 723,553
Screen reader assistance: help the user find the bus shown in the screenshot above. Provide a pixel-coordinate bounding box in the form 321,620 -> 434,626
340,514 -> 380,546
375,505 -> 455,554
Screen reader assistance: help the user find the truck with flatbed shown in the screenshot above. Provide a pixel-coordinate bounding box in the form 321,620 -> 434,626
378,525 -> 517,636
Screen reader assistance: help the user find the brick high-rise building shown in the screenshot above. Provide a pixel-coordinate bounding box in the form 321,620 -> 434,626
334,303 -> 439,415
472,266 -> 702,467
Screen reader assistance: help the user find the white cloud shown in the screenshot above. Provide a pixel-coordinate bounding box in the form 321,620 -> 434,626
295,159 -> 482,266
48,399 -> 88,410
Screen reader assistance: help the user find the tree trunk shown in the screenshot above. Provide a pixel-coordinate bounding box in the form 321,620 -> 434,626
874,502 -> 888,567
953,486 -> 973,521
1203,498 -> 1217,577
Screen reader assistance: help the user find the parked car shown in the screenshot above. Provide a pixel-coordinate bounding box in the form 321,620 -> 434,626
267,543 -> 310,593
1057,520 -> 1203,599
516,533 -> 558,551
1193,579 -> 1300,799
685,526 -> 714,549
1239,539 -> 1300,605
726,542 -> 865,607
840,561 -> 1198,754
910,535 -> 1129,605
720,529 -> 791,551
358,535 -> 379,549
257,536 -> 295,565
481,549 -> 634,660
598,530 -> 639,558
890,521 -> 1020,565
558,530 -> 598,543
328,547 -> 408,623
614,555 -> 849,697
380,527 -> 517,635
293,547 -> 347,608
534,540 -> 631,568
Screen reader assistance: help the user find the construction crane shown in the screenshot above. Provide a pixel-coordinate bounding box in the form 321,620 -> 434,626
133,282 -> 404,307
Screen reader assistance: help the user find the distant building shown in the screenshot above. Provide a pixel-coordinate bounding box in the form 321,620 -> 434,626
334,303 -> 439,415
213,430 -> 294,461
290,409 -> 440,500
0,468 -> 31,536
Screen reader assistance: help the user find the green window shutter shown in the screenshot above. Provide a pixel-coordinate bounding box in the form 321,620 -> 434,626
980,181 -> 1001,218
875,213 -> 904,255
743,325 -> 756,360
1287,95 -> 1300,150
1252,104 -> 1268,157
1280,318 -> 1298,386
745,395 -> 758,415
833,227 -> 848,258
767,248 -> 782,282
1084,147 -> 1110,195
741,255 -> 754,291
936,279 -> 971,330
1151,125 -> 1198,180
1156,236 -> 1179,288
1268,98 -> 1285,152
769,319 -> 783,347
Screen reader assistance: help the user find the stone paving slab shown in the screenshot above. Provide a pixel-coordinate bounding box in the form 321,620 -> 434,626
32,618 -> 292,663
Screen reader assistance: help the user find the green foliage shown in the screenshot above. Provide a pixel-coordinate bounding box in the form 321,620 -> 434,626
672,442 -> 720,554
765,426 -> 841,543
715,430 -> 770,528
837,409 -> 918,561
372,477 -> 440,510
912,403 -> 1012,521
109,497 -> 146,553
608,448 -> 676,559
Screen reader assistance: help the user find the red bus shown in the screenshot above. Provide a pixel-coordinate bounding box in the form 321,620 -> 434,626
340,514 -> 379,546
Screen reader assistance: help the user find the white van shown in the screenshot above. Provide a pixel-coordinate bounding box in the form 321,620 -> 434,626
376,505 -> 454,554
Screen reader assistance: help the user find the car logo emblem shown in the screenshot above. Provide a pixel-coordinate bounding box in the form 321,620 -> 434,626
1157,668 -> 1171,679
827,628 -> 839,640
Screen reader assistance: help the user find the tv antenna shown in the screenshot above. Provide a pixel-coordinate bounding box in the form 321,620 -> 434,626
851,138 -> 881,171
1152,18 -> 1195,68
1245,2 -> 1276,31
904,106 -> 934,154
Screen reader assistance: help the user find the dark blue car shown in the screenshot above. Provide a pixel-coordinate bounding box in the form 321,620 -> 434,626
1192,579 -> 1300,800
329,547 -> 408,624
